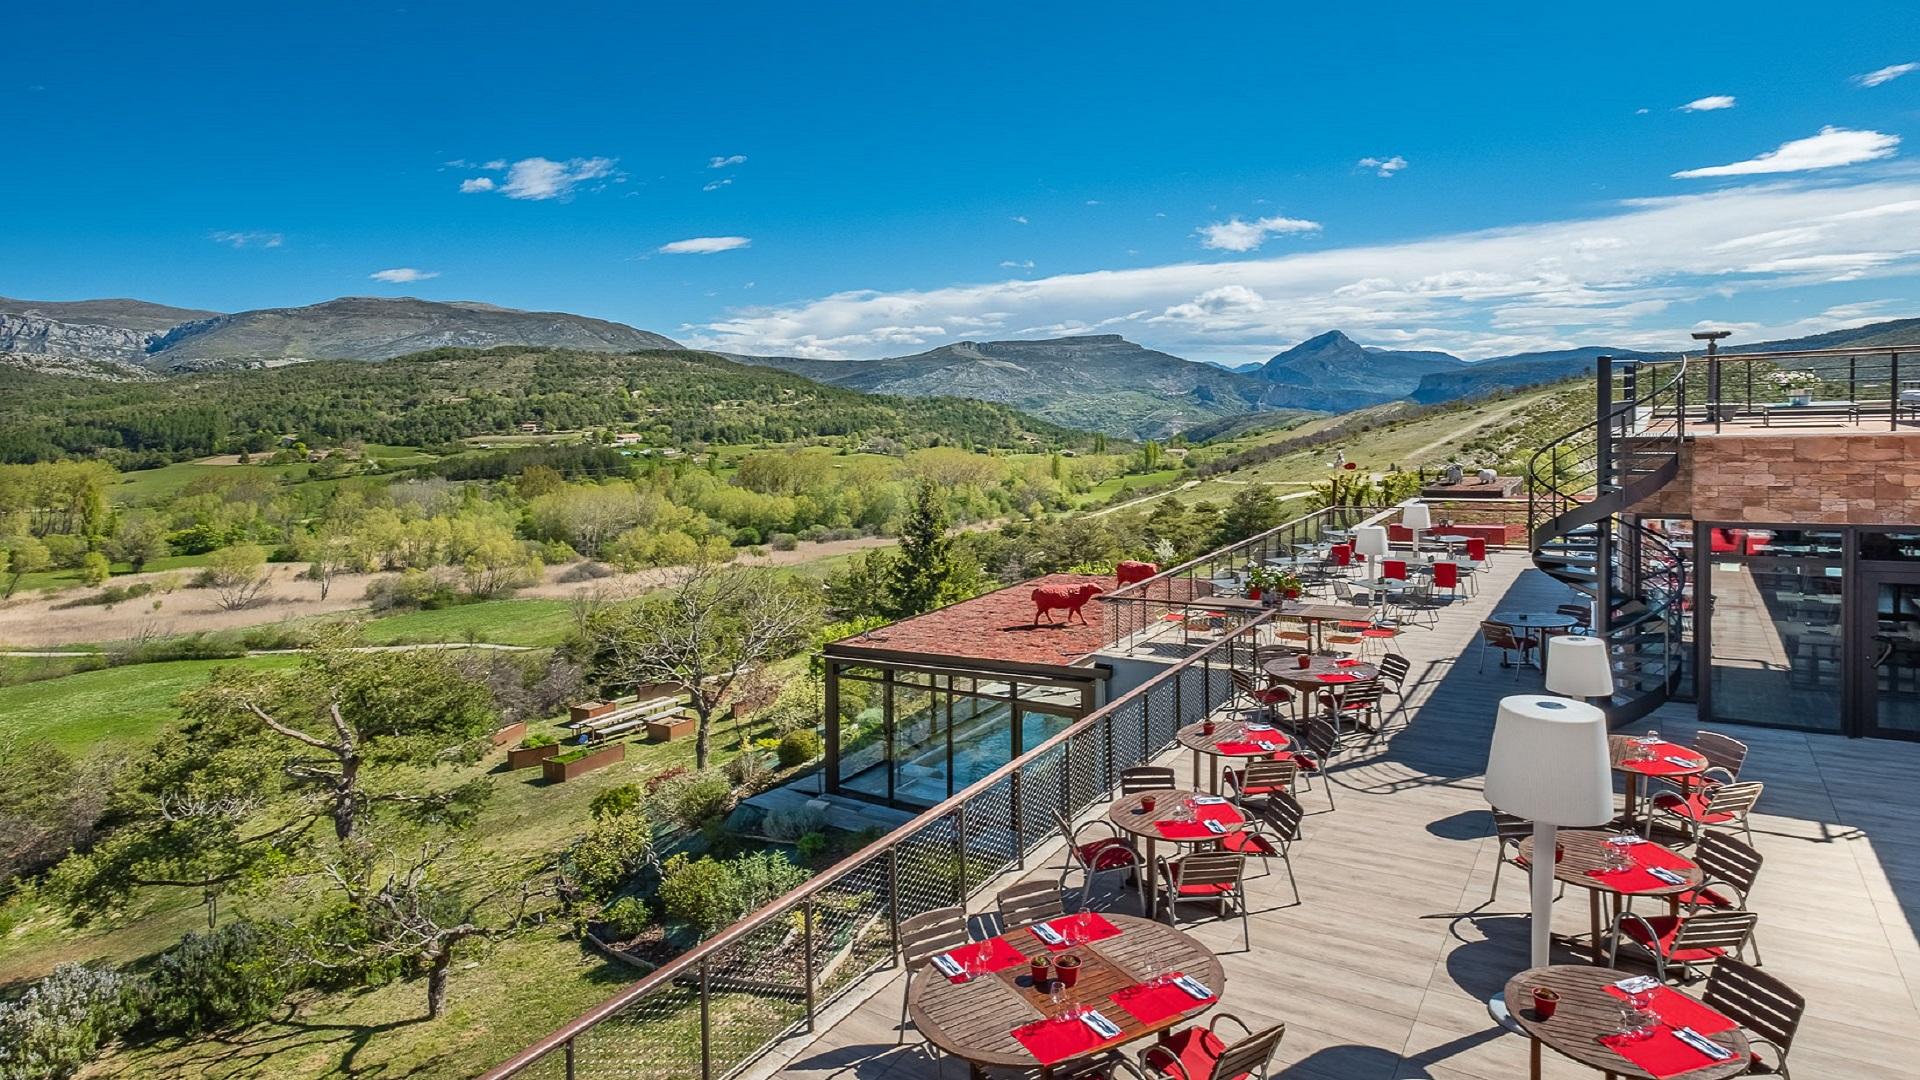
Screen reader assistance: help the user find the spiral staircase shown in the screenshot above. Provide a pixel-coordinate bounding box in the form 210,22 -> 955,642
1526,357 -> 1691,723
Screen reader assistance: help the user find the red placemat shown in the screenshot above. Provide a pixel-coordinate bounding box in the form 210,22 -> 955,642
1585,841 -> 1697,894
1334,658 -> 1364,667
938,935 -> 1028,984
1317,673 -> 1358,683
1110,975 -> 1216,1025
1155,820 -> 1221,840
1037,912 -> 1123,952
1620,742 -> 1706,776
1604,985 -> 1736,1035
1214,740 -> 1276,757
1011,1014 -> 1120,1065
1599,1027 -> 1731,1079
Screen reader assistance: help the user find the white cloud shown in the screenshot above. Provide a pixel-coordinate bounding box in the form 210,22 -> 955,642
1011,215 -> 1029,224
678,177 -> 1920,361
703,178 -> 733,192
1357,155 -> 1408,177
1855,62 -> 1917,87
209,230 -> 283,249
369,268 -> 439,283
1680,95 -> 1737,111
455,156 -> 621,200
1196,214 -> 1322,252
659,236 -> 751,255
1000,259 -> 1035,270
708,154 -> 747,169
1672,127 -> 1899,178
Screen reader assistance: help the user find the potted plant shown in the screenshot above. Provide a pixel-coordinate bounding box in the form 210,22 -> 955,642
1055,953 -> 1082,989
1250,566 -> 1302,604
1768,369 -> 1818,407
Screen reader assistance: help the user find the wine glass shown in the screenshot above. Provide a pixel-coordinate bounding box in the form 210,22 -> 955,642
1628,987 -> 1657,1037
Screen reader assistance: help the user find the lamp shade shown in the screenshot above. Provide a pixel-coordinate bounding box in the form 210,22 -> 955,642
1545,633 -> 1614,699
1353,524 -> 1389,559
1401,502 -> 1432,532
1484,695 -> 1612,826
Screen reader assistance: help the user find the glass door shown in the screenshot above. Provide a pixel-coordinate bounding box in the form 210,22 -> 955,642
1856,569 -> 1920,740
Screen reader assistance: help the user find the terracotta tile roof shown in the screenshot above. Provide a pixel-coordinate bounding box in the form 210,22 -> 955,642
826,573 -> 1110,673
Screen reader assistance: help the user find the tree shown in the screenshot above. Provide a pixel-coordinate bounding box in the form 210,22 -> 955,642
107,512 -> 170,573
204,543 -> 271,610
79,552 -> 111,587
1216,485 -> 1287,546
0,534 -> 50,597
882,479 -> 983,618
0,733 -> 113,886
589,564 -> 821,770
303,522 -> 357,601
175,634 -> 499,841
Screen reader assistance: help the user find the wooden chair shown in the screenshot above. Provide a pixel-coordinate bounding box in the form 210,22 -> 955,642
1228,669 -> 1292,724
1315,679 -> 1384,737
1291,720 -> 1343,811
1136,1016 -> 1286,1080
1649,780 -> 1764,847
1154,850 -> 1251,950
1217,792 -> 1303,902
1477,621 -> 1536,672
996,879 -> 1064,932
1682,832 -> 1766,964
1555,603 -> 1593,634
1607,907 -> 1758,985
1703,957 -> 1805,1078
1053,810 -> 1143,903
1660,730 -> 1750,800
1357,621 -> 1401,661
1222,758 -> 1296,807
898,905 -> 970,1047
1120,766 -> 1177,795
1376,653 -> 1412,725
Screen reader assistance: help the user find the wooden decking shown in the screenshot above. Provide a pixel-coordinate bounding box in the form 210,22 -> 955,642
761,556 -> 1920,1080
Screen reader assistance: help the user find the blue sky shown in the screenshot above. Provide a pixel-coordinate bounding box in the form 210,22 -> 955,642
5,2 -> 1920,363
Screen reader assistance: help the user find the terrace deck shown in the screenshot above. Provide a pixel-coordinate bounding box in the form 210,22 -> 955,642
763,555 -> 1920,1080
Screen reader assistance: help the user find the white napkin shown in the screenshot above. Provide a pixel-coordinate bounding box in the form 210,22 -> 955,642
1665,755 -> 1705,768
931,953 -> 963,978
1612,974 -> 1660,995
1030,922 -> 1066,946
1646,866 -> 1687,886
1257,741 -> 1277,751
1174,974 -> 1213,1000
1192,795 -> 1229,806
1605,834 -> 1647,846
1204,819 -> 1226,835
1246,724 -> 1277,733
1674,1027 -> 1734,1061
1081,1009 -> 1122,1039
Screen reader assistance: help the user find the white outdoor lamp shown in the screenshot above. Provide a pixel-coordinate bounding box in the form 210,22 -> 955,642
1484,693 -> 1612,1028
1401,502 -> 1432,558
1545,633 -> 1614,704
1352,524 -> 1389,570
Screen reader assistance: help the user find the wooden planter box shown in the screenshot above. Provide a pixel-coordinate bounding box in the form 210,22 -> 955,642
543,742 -> 625,782
647,715 -> 696,743
508,743 -> 562,770
570,700 -> 617,724
491,721 -> 528,748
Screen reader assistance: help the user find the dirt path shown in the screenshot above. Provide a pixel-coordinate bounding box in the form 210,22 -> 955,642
1084,480 -> 1200,518
1398,396 -> 1533,465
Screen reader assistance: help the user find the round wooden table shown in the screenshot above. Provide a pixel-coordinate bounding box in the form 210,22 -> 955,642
1503,965 -> 1749,1080
1263,656 -> 1380,724
909,914 -> 1227,1079
1176,718 -> 1292,794
1609,734 -> 1706,826
1108,788 -> 1249,912
1517,828 -> 1703,961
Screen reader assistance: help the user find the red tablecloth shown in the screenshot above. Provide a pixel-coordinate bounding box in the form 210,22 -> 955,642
1584,841 -> 1698,895
1620,742 -> 1707,776
1317,673 -> 1358,684
1214,739 -> 1286,757
1012,1013 -> 1122,1064
1604,984 -> 1736,1035
939,935 -> 1028,983
1154,802 -> 1244,840
1599,1027 -> 1732,1079
1037,912 -> 1123,952
1110,975 -> 1216,1025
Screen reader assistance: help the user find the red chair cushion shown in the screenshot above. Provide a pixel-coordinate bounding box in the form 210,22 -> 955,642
1674,885 -> 1735,909
1292,752 -> 1321,772
1217,831 -> 1275,856
1078,839 -> 1136,872
1652,791 -> 1736,824
1252,687 -> 1291,705
1151,1026 -> 1250,1080
1361,628 -> 1397,638
1619,914 -> 1728,963
1223,766 -> 1292,796
1167,866 -> 1235,897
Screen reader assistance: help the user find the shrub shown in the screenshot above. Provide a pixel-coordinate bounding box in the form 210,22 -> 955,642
141,920 -> 291,1035
642,765 -> 690,796
655,854 -> 737,937
364,568 -> 462,612
519,732 -> 559,749
78,554 -> 111,588
51,581 -> 157,610
795,832 -> 830,862
556,560 -> 615,583
653,771 -> 733,832
588,784 -> 643,821
0,963 -> 138,1080
776,729 -> 822,768
599,896 -> 651,939
768,532 -> 799,551
564,808 -> 655,902
728,850 -> 809,915
725,751 -> 770,791
762,805 -> 828,842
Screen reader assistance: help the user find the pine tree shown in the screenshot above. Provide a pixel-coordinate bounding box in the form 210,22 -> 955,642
883,479 -> 973,618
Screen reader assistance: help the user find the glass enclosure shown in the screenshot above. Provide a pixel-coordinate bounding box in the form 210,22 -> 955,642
1706,527 -> 1845,732
828,662 -> 1093,808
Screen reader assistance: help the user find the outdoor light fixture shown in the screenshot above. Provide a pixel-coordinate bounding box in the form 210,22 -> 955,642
1353,524 -> 1389,565
1544,633 -> 1614,703
1401,502 -> 1431,557
1483,693 -> 1612,1029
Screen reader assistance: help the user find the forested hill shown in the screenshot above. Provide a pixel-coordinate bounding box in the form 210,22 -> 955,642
0,346 -> 1087,465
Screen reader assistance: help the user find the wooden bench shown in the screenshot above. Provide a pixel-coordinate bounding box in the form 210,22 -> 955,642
565,695 -> 684,738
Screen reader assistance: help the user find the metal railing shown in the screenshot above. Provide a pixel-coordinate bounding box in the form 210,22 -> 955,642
483,613 -> 1274,1080
1636,344 -> 1916,432
1096,504 -> 1384,649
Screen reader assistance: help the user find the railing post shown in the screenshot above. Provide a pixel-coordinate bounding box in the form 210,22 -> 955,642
699,957 -> 713,1080
1597,356 -> 1614,492
952,806 -> 969,903
1011,765 -> 1025,869
564,1038 -> 576,1080
1893,351 -> 1901,431
1708,350 -> 1722,433
887,847 -> 901,963
802,898 -> 817,1031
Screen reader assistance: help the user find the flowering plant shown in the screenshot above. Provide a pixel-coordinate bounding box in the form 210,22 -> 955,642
1766,369 -> 1819,390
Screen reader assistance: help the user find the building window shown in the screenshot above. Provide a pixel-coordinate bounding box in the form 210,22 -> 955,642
1706,527 -> 1844,731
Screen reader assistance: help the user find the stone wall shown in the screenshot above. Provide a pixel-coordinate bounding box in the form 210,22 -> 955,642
1629,432 -> 1920,525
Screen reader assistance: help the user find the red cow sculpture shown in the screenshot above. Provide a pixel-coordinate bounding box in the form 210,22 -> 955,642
1115,560 -> 1158,586
1032,581 -> 1104,626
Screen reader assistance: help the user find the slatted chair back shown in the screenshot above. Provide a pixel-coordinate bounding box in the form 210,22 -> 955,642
1466,537 -> 1488,562
1257,791 -> 1304,842
1693,832 -> 1764,900
1490,809 -> 1531,847
1229,668 -> 1269,702
1703,957 -> 1805,1064
1304,719 -> 1341,762
1432,561 -> 1459,590
1120,766 -> 1177,795
1555,603 -> 1593,630
1703,780 -> 1765,819
996,880 -> 1065,930
1383,559 -> 1408,580
1672,910 -> 1759,960
1168,850 -> 1244,893
1695,730 -> 1750,780
1237,758 -> 1297,798
899,905 -> 970,969
1213,1022 -> 1288,1080
1378,652 -> 1411,689
1480,621 -> 1524,652
1328,679 -> 1384,710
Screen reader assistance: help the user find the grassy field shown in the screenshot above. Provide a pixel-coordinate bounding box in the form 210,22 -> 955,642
352,598 -> 579,648
9,551 -> 216,594
0,655 -> 300,755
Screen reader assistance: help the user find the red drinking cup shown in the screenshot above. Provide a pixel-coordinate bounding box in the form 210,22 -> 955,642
1532,987 -> 1559,1020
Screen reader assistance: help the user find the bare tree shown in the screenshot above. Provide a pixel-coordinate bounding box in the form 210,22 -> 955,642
205,543 -> 272,610
592,563 -> 822,770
